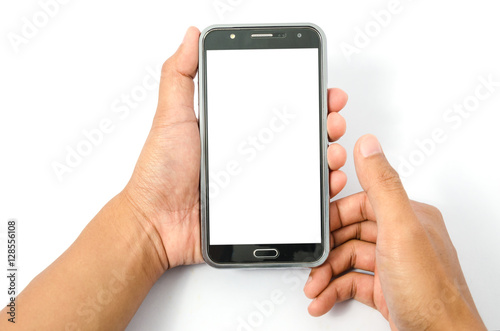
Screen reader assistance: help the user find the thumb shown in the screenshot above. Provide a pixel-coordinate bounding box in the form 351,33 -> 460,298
155,26 -> 200,126
353,134 -> 416,230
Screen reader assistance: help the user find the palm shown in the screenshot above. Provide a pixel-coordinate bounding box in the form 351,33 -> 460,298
144,120 -> 203,268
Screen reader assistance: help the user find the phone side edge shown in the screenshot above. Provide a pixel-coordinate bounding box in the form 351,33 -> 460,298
199,26 -> 221,268
316,22 -> 330,269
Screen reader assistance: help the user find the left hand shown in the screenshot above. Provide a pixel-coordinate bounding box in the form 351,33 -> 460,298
121,26 -> 349,271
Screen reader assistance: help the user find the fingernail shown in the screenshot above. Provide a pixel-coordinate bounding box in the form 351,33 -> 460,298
306,276 -> 312,285
360,134 -> 382,158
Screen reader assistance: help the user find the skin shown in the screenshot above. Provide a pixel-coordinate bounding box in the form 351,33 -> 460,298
0,27 -> 485,330
304,135 -> 486,330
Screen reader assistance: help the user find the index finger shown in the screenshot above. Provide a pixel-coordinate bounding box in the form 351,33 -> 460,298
328,88 -> 348,113
330,192 -> 376,232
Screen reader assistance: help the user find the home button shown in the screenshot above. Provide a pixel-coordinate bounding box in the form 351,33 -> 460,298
253,248 -> 279,259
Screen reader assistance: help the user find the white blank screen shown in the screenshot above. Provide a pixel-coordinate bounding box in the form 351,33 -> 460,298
207,48 -> 321,245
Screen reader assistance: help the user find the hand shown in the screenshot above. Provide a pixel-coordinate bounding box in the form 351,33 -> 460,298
304,134 -> 486,330
119,27 -> 349,271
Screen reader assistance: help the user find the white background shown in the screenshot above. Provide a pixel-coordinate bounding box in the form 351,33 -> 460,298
207,48 -> 321,245
1,1 -> 499,330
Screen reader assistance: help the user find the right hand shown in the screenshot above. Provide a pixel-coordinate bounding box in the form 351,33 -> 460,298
304,134 -> 486,330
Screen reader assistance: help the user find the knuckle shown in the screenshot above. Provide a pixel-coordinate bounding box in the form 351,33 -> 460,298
429,204 -> 442,217
161,57 -> 175,76
355,222 -> 362,240
426,205 -> 443,220
375,166 -> 403,192
413,201 -> 444,221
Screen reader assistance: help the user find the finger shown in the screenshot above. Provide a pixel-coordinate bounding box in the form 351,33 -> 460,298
328,88 -> 348,113
155,26 -> 200,126
329,170 -> 347,198
304,240 -> 375,299
308,272 -> 375,317
353,134 -> 418,233
332,220 -> 377,247
329,192 -> 376,232
327,143 -> 346,171
327,112 -> 346,142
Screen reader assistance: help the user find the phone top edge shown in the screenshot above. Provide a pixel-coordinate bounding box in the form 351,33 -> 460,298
200,22 -> 324,31
200,23 -> 326,42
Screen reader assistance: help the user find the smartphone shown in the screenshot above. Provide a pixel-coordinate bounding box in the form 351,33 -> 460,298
199,23 -> 329,268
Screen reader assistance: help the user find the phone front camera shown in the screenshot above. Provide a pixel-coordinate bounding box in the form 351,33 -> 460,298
297,33 -> 302,38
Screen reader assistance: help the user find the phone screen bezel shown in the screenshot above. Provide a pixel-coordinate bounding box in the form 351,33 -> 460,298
199,24 -> 329,267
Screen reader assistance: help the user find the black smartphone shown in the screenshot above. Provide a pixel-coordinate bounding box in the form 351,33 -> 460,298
199,23 -> 329,267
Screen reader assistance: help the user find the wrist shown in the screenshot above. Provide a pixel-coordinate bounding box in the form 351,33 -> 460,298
115,190 -> 170,276
122,178 -> 202,269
